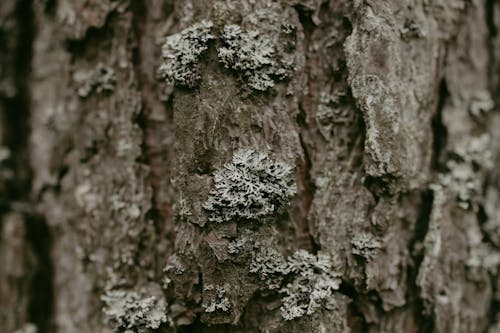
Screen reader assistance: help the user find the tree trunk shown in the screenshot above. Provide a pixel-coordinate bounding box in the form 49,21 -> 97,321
1,0 -> 499,332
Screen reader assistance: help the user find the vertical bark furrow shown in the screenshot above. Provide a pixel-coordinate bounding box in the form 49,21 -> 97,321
0,1 -> 55,333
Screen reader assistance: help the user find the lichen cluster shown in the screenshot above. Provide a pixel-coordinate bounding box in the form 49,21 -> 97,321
280,250 -> 342,321
433,134 -> 493,209
159,17 -> 296,91
203,284 -> 231,313
203,148 -> 296,223
249,246 -> 288,290
250,248 -> 342,321
217,24 -> 293,91
73,63 -> 116,98
350,232 -> 382,261
158,20 -> 215,87
101,290 -> 167,333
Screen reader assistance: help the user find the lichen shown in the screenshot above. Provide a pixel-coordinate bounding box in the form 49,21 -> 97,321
73,63 -> 116,98
468,91 -> 494,119
249,246 -> 288,290
433,134 -> 493,209
467,242 -> 500,277
101,290 -> 167,333
217,24 -> 294,91
203,284 -> 231,313
350,232 -> 382,261
249,248 -> 342,321
158,20 -> 214,88
227,237 -> 246,255
280,250 -> 342,321
163,255 -> 185,289
203,148 -> 296,223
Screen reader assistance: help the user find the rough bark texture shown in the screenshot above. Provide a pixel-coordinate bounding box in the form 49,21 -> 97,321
1,0 -> 499,332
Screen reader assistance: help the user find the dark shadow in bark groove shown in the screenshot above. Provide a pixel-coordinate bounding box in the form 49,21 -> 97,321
486,0 -> 499,105
406,190 -> 435,333
1,0 -> 55,332
293,5 -> 320,254
431,78 -> 449,171
339,281 -> 368,332
130,0 -> 176,260
25,214 -> 54,333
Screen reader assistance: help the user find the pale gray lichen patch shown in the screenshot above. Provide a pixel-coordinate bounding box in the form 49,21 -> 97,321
73,63 -> 116,98
217,24 -> 295,91
158,20 -> 214,88
249,248 -> 342,321
351,232 -> 382,261
163,255 -> 185,289
250,246 -> 288,290
433,134 -> 493,209
469,91 -> 494,120
466,242 -> 500,278
101,290 -> 167,333
203,148 -> 296,223
280,250 -> 342,321
227,237 -> 246,255
203,284 -> 231,313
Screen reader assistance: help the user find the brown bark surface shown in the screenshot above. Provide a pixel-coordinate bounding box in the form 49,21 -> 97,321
1,0 -> 499,332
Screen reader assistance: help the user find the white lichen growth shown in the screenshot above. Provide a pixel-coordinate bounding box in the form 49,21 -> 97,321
280,250 -> 342,321
203,148 -> 296,223
227,237 -> 246,255
351,232 -> 382,261
203,284 -> 231,313
250,247 -> 288,290
217,24 -> 294,91
467,243 -> 500,276
101,290 -> 167,333
73,63 -> 116,98
249,248 -> 342,321
158,20 -> 214,88
434,134 -> 493,209
162,255 -> 185,289
469,91 -> 494,119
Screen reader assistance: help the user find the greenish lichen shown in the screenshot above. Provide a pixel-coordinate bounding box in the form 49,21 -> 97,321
203,148 -> 296,223
101,290 -> 167,333
158,20 -> 214,88
217,24 -> 294,91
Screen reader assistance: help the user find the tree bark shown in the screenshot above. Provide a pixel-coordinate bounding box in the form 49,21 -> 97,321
1,0 -> 499,332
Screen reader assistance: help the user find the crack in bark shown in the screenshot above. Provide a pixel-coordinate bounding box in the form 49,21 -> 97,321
130,0 -> 176,278
486,0 -> 499,106
293,6 -> 320,254
0,1 -> 54,332
431,78 -> 449,171
406,190 -> 435,333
